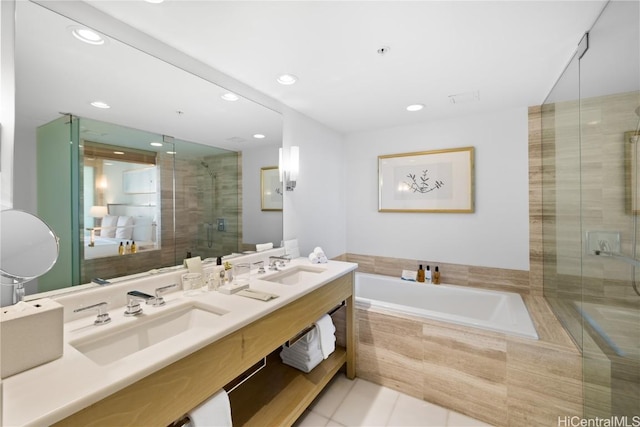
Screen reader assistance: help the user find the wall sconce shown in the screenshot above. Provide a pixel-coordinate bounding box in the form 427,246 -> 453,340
279,146 -> 299,191
88,205 -> 108,247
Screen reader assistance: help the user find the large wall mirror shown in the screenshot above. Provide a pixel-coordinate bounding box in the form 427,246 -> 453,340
10,0 -> 283,301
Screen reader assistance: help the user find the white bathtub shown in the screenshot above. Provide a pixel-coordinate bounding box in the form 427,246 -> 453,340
355,272 -> 538,339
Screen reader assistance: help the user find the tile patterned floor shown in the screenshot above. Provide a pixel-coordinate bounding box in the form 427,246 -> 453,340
294,374 -> 493,427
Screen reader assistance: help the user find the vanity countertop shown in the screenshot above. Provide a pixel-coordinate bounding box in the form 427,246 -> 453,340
2,258 -> 358,427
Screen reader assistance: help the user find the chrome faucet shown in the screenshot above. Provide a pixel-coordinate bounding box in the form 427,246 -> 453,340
74,301 -> 111,325
269,255 -> 291,270
152,284 -> 177,307
124,298 -> 144,316
253,261 -> 266,274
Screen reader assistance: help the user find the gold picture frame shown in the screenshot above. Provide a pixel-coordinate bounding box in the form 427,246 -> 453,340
625,131 -> 640,214
261,166 -> 283,211
378,146 -> 475,213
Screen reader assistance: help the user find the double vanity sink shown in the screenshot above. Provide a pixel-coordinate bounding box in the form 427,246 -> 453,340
4,254 -> 357,427
70,265 -> 325,366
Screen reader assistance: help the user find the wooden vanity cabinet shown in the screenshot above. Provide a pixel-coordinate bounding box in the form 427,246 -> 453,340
54,271 -> 355,427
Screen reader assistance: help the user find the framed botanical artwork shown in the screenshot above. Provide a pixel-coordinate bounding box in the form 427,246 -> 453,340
625,130 -> 640,214
378,146 -> 475,213
261,166 -> 283,211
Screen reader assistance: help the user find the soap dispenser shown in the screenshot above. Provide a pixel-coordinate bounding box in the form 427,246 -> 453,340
417,264 -> 425,283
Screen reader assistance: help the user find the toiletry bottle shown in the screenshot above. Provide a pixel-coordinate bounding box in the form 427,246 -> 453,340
131,241 -> 137,253
417,264 -> 425,283
118,242 -> 124,255
125,241 -> 131,254
433,266 -> 441,285
425,265 -> 432,283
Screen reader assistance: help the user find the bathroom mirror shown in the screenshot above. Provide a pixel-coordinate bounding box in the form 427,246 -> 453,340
0,210 -> 60,302
12,0 -> 283,299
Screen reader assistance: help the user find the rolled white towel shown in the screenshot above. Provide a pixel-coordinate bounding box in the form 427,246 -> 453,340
308,252 -> 320,264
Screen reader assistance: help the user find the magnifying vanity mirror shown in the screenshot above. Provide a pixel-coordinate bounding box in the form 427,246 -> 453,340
8,0 -> 284,304
0,210 -> 60,303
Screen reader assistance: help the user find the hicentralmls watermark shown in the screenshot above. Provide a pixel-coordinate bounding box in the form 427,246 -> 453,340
558,416 -> 640,427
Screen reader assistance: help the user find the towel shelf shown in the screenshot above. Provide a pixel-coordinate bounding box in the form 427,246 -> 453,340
284,301 -> 345,348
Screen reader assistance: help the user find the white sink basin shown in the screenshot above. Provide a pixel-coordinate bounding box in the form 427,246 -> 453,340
70,304 -> 226,365
263,265 -> 325,285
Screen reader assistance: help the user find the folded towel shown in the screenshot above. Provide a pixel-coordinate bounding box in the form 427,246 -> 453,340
315,314 -> 336,359
185,389 -> 232,427
280,350 -> 324,373
286,328 -> 321,350
281,347 -> 324,366
256,242 -> 274,252
281,343 -> 323,361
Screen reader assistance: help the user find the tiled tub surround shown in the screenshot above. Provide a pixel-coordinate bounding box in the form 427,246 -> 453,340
336,253 -> 582,426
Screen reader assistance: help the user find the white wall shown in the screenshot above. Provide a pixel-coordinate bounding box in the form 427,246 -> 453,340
283,108 -> 347,259
242,144 -> 283,247
345,107 -> 530,271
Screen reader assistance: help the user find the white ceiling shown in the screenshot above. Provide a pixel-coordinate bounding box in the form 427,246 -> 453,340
85,0 -> 608,134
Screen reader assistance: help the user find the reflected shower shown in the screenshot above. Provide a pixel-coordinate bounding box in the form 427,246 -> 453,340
201,161 -> 217,248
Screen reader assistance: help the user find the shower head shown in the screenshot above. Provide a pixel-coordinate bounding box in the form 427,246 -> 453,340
201,161 -> 215,178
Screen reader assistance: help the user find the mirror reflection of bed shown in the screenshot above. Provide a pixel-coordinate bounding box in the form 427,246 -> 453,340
85,204 -> 159,260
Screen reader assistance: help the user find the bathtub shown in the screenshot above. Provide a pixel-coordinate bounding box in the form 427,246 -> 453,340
355,272 -> 538,339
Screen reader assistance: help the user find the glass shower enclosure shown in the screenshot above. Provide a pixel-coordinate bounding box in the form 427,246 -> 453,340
542,0 -> 639,419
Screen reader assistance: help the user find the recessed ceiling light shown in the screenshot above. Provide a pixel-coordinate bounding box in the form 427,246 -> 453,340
90,101 -> 110,109
145,0 -> 165,3
150,142 -> 163,147
104,162 -> 113,166
166,151 -> 176,155
70,26 -> 105,45
406,104 -> 424,112
253,134 -> 266,139
221,93 -> 239,101
113,151 -> 125,155
277,74 -> 298,85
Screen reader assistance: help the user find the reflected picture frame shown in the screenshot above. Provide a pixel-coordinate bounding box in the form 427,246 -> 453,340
378,146 -> 475,213
625,131 -> 640,214
261,166 -> 283,211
